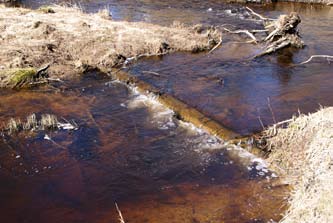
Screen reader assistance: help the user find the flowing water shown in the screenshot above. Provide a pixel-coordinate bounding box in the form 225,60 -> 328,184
1,1 -> 332,223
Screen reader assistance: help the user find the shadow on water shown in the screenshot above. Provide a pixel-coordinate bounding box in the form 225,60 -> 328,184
0,72 -> 288,223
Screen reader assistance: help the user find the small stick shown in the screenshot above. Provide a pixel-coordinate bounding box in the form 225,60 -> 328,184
250,29 -> 268,33
298,55 -> 333,65
115,202 -> 125,223
208,36 -> 223,54
258,116 -> 265,131
267,97 -> 277,124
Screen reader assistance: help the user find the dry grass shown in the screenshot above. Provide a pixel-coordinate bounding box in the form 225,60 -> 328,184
3,113 -> 59,133
264,107 -> 333,223
0,5 -> 220,83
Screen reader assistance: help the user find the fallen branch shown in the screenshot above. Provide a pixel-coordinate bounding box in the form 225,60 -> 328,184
223,28 -> 257,43
298,55 -> 333,65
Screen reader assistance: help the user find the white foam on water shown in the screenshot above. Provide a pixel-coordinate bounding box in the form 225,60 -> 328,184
107,80 -> 278,176
126,86 -> 176,130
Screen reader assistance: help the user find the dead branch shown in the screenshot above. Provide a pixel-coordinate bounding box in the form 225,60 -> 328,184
245,7 -> 275,21
115,202 -> 125,223
223,28 -> 257,43
298,55 -> 333,65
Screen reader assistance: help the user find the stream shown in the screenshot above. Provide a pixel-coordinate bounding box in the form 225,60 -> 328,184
0,1 -> 332,223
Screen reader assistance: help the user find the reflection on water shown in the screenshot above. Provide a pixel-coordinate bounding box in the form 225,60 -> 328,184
0,73 -> 288,223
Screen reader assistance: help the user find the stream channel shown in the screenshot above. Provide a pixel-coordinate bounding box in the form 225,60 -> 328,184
0,1 -> 332,223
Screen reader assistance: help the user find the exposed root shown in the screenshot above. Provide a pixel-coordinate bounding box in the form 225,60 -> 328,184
253,10 -> 304,57
222,7 -> 304,57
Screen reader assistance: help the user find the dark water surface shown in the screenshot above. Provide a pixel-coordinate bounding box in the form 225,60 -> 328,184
1,1 -> 332,222
0,73 -> 288,223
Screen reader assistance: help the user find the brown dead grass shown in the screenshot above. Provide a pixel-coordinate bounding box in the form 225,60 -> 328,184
264,107 -> 333,223
0,5 -> 220,85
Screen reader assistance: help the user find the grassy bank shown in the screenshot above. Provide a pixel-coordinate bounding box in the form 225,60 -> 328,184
264,107 -> 333,223
0,5 -> 220,87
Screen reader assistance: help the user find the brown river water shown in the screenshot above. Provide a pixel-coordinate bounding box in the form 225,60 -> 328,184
1,1 -> 332,223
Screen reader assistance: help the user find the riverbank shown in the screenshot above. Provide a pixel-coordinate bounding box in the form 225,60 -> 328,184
264,107 -> 333,223
0,5 -> 220,87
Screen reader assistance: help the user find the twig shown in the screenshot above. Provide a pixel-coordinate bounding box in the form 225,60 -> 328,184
245,7 -> 275,21
223,28 -> 257,43
298,55 -> 333,65
124,52 -> 168,67
115,202 -> 125,223
267,97 -> 277,124
258,116 -> 265,131
250,29 -> 268,33
208,36 -> 223,54
47,77 -> 64,82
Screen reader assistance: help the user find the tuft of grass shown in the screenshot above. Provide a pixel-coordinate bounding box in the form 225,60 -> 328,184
7,118 -> 22,134
23,113 -> 37,130
6,68 -> 37,88
40,114 -> 58,130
